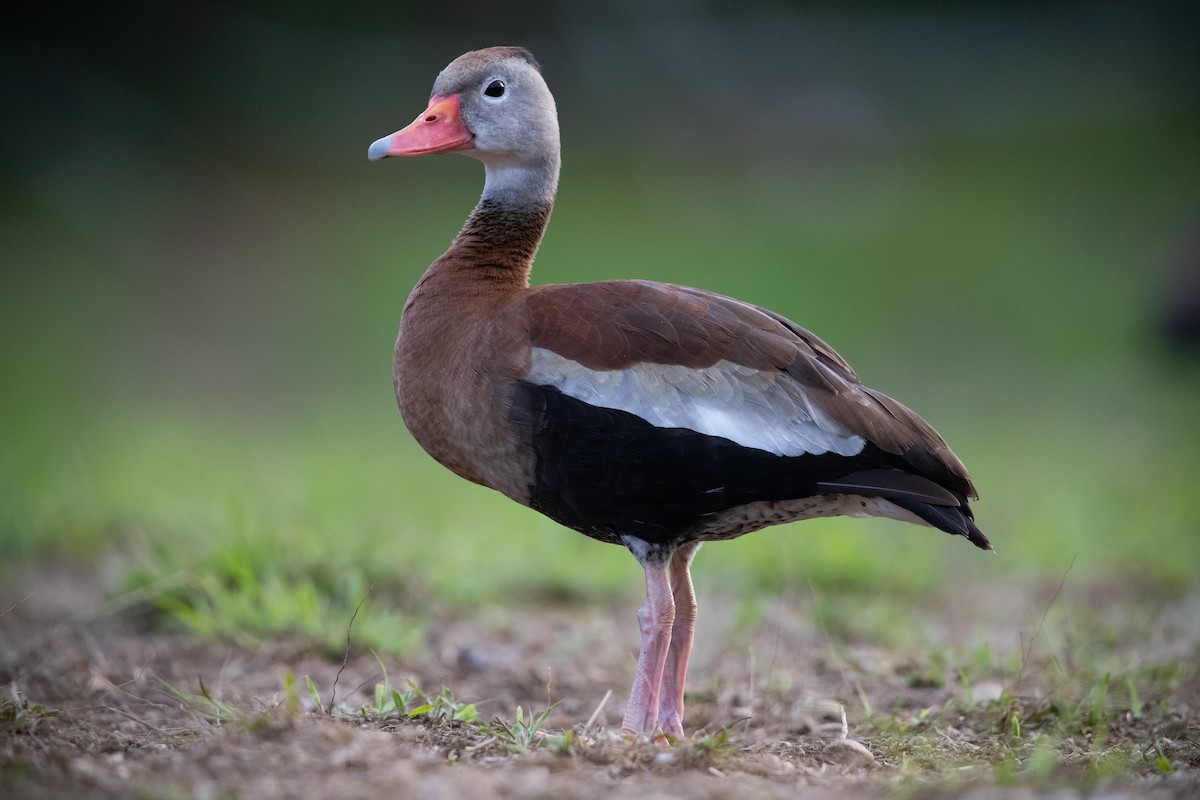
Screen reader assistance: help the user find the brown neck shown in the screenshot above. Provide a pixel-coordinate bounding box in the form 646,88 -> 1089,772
428,198 -> 553,292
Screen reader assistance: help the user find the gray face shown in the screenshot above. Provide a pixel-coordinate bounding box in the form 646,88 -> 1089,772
431,49 -> 560,170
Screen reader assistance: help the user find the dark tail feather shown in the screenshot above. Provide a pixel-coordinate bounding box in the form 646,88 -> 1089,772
890,498 -> 992,551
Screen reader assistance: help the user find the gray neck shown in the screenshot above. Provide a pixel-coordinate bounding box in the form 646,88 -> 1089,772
480,155 -> 560,209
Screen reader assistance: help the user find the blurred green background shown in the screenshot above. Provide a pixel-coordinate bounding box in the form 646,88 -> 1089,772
2,1 -> 1199,649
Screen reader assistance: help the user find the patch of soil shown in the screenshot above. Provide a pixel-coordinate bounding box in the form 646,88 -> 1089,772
2,564 -> 1198,799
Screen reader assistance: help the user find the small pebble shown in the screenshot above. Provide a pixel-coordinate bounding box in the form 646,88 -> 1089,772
821,738 -> 875,768
971,681 -> 1005,704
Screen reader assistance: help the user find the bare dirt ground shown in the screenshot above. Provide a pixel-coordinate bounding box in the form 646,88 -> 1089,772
2,564 -> 1198,799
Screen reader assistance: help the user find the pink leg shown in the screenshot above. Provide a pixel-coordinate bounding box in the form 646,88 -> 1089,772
621,560 -> 675,737
656,543 -> 699,737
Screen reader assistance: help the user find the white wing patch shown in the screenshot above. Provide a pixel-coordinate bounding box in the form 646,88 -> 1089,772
528,347 -> 866,458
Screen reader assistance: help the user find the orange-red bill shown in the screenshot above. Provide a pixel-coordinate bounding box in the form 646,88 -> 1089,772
368,95 -> 474,160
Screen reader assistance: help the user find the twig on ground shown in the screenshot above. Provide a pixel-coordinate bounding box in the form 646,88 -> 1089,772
583,689 -> 612,733
327,581 -> 375,715
1,585 -> 44,618
1015,554 -> 1075,693
105,705 -> 169,735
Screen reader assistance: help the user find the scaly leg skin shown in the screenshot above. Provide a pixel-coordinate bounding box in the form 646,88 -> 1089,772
621,561 -> 676,738
656,543 -> 700,737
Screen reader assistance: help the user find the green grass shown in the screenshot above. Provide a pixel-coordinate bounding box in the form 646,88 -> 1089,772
2,106 -> 1199,648
868,663 -> 1189,787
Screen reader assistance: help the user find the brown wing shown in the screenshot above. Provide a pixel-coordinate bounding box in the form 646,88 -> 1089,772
515,279 -> 977,501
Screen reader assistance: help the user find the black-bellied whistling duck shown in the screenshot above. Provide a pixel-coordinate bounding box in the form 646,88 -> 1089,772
369,47 -> 990,740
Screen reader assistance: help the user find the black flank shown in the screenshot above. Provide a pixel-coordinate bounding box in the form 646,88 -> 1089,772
514,382 -> 988,550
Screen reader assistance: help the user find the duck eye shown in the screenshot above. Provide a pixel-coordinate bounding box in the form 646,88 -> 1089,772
484,80 -> 506,98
